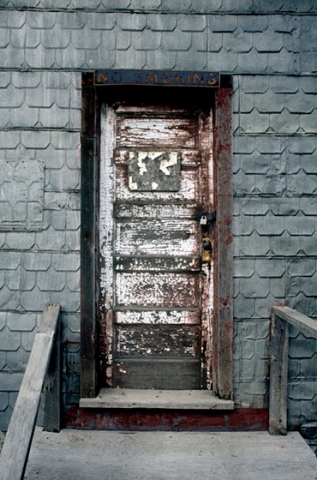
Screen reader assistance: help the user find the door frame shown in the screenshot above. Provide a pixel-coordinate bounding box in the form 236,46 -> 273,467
80,72 -> 233,401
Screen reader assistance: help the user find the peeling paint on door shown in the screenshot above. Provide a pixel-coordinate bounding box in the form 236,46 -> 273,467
128,151 -> 180,191
99,101 -> 214,390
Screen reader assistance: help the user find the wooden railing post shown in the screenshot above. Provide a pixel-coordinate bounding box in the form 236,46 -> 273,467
269,312 -> 289,435
269,305 -> 317,435
0,303 -> 61,480
42,311 -> 61,432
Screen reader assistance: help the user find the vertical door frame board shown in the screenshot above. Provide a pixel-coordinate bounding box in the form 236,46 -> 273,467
80,73 -> 99,398
80,73 -> 233,400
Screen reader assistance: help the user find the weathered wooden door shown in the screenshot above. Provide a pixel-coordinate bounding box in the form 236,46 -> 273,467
99,98 -> 214,390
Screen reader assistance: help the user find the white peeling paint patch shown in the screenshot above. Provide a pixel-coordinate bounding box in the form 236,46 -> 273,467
115,325 -> 200,356
128,176 -> 138,190
100,104 -> 115,303
114,256 -> 200,272
159,151 -> 178,175
115,309 -> 200,325
100,104 -> 117,384
115,220 -> 198,256
136,154 -> 148,176
116,272 -> 199,307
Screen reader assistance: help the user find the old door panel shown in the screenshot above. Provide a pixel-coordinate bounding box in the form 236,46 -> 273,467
116,115 -> 198,148
115,220 -> 198,256
114,256 -> 201,272
115,325 -> 200,356
100,101 -> 213,390
115,272 -> 200,307
114,309 -> 200,325
114,359 -> 200,390
115,166 -> 200,202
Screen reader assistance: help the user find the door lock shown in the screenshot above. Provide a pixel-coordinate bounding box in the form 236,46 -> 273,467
202,237 -> 212,263
196,211 -> 216,227
200,215 -> 208,226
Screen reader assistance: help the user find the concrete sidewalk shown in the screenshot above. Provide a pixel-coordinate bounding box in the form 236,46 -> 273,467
24,428 -> 317,480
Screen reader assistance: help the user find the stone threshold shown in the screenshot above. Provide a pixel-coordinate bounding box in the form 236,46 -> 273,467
80,389 -> 234,410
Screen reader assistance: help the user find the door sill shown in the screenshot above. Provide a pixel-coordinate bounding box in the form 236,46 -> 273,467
79,389 -> 234,410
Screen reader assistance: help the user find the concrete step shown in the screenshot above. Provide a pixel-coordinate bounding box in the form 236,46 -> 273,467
79,388 -> 234,410
25,428 -> 317,480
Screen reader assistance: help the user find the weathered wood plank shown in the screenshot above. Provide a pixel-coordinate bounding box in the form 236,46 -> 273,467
115,272 -> 200,307
114,203 -> 198,219
81,74 -> 97,136
116,114 -> 198,148
269,313 -> 289,435
80,73 -> 98,399
0,304 -> 60,480
115,220 -> 198,256
115,104 -> 190,114
114,256 -> 201,272
269,305 -> 317,435
115,325 -> 200,356
80,135 -> 98,398
213,87 -> 233,400
99,103 -> 117,389
114,358 -> 200,390
115,308 -> 200,325
272,305 -> 317,339
42,313 -> 61,432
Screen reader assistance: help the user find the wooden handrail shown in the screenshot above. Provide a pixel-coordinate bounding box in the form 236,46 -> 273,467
272,306 -> 317,339
269,305 -> 317,435
0,304 -> 61,480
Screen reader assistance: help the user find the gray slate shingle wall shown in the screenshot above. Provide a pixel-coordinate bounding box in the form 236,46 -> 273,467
0,70 -> 81,429
0,9 -> 316,72
0,1 -> 316,431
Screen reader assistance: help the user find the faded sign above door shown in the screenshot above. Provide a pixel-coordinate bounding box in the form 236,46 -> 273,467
128,151 -> 180,191
94,69 -> 221,88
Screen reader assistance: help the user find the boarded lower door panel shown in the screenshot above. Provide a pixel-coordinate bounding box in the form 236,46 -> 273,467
114,359 -> 200,390
114,323 -> 201,389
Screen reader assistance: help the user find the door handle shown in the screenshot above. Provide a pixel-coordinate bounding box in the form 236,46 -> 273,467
202,237 -> 212,263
